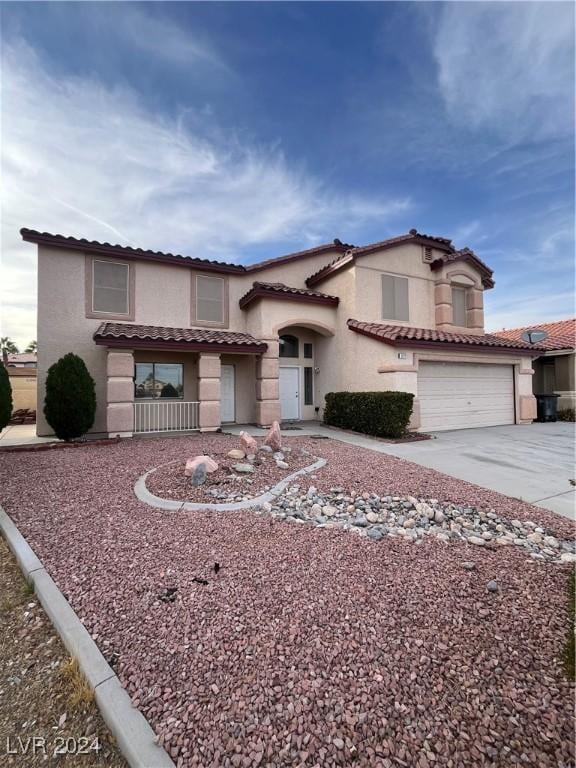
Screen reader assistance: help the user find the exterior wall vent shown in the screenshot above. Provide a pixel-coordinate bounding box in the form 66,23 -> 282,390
422,246 -> 434,263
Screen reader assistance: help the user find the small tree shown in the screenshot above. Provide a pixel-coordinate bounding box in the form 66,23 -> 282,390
1,337 -> 18,365
25,340 -> 37,354
0,363 -> 12,430
44,353 -> 96,440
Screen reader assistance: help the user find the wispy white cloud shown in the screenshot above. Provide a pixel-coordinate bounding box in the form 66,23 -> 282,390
434,2 -> 574,142
0,37 -> 410,348
116,5 -> 229,71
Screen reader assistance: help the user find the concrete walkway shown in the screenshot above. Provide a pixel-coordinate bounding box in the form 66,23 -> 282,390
227,421 -> 575,520
0,424 -> 54,447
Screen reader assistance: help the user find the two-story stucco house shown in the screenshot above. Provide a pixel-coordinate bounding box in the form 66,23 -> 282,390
22,227 -> 538,437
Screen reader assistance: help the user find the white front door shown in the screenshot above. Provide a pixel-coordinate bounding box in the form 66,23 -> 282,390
221,365 -> 235,423
279,366 -> 300,421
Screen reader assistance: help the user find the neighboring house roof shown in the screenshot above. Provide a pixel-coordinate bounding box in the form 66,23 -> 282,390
6,353 -> 37,366
93,322 -> 267,354
305,229 -> 495,290
493,318 -> 575,352
239,281 -> 339,309
347,319 -> 540,354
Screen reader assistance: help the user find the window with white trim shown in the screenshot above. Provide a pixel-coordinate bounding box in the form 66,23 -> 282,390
134,363 -> 184,399
92,260 -> 130,315
382,274 -> 409,322
195,275 -> 225,324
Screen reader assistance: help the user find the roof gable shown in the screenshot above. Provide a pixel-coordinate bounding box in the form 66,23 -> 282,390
239,281 -> 339,309
306,230 -> 494,289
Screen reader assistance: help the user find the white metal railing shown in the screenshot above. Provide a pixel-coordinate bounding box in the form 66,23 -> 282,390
134,400 -> 200,433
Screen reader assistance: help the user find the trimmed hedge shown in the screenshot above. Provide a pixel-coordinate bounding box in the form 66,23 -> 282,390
44,353 -> 96,441
0,363 -> 12,430
558,408 -> 575,423
323,391 -> 414,439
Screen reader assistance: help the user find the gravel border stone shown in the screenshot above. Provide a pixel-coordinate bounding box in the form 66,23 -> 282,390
0,503 -> 175,768
135,456 -> 327,511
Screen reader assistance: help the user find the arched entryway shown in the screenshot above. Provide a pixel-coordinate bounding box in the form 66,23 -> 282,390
274,322 -> 333,421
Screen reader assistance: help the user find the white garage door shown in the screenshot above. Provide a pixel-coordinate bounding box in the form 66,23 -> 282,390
418,362 -> 515,431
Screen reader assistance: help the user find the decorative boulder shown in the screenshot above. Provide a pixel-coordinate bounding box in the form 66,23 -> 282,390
227,448 -> 245,460
192,463 -> 207,487
232,463 -> 255,474
264,420 -> 282,452
239,431 -> 258,455
185,456 -> 218,477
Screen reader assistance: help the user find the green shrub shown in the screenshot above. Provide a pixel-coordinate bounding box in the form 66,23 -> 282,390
44,353 -> 96,440
323,391 -> 414,439
558,408 -> 575,422
0,363 -> 12,430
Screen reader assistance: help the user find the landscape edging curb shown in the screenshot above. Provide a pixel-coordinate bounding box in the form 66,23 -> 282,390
135,456 -> 327,511
0,504 -> 175,768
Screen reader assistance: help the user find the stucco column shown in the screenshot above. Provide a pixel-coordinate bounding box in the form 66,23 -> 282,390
466,288 -> 484,331
377,363 -> 419,430
255,338 -> 281,426
198,353 -> 221,432
434,280 -> 453,329
106,350 -> 134,438
517,360 -> 537,423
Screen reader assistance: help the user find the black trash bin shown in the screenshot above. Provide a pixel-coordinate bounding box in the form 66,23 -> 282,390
535,394 -> 559,422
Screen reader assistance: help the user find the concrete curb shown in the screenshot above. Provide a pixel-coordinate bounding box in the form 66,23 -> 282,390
0,504 -> 175,768
134,456 -> 327,512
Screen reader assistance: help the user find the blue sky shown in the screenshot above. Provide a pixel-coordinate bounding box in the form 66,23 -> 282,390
1,1 -> 574,347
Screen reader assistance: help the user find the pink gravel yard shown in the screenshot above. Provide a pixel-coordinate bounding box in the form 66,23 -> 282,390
146,443 -> 314,503
0,435 -> 574,768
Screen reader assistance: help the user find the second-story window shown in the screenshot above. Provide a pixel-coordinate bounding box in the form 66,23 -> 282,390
452,286 -> 468,327
382,274 -> 409,322
92,260 -> 130,315
195,275 -> 225,324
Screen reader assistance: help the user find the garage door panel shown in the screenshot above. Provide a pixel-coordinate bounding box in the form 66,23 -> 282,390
419,362 -> 514,431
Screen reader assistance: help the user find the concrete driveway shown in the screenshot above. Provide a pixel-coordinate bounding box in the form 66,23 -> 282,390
375,422 -> 575,520
229,422 -> 575,519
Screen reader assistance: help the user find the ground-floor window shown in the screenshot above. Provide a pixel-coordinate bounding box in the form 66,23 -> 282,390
304,366 -> 314,405
135,363 -> 184,399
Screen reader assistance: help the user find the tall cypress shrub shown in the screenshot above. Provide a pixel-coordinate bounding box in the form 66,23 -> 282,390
0,363 -> 12,430
44,353 -> 96,440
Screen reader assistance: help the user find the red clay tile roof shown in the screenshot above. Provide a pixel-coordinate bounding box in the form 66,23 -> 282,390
306,230 -> 495,289
93,323 -> 267,353
21,228 -> 345,275
347,319 -> 541,353
239,281 -> 339,309
21,229 -> 245,274
245,242 -> 347,272
493,318 -> 575,352
22,227 -> 494,287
